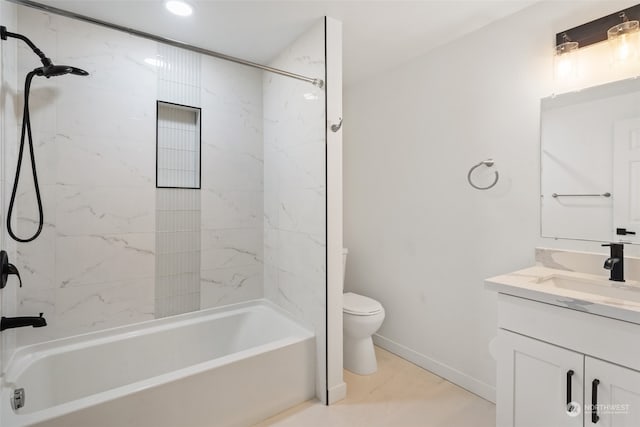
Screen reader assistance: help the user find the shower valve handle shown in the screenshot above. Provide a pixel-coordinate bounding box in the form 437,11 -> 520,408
0,250 -> 22,289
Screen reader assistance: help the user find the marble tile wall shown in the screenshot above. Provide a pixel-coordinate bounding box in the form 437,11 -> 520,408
12,7 -> 264,345
199,54 -> 264,308
14,8 -> 158,345
263,20 -> 326,400
0,1 -> 19,373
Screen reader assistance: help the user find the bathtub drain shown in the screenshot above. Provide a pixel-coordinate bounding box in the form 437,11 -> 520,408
11,388 -> 25,410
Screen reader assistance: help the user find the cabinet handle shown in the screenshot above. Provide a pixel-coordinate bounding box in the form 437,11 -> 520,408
566,370 -> 574,408
592,379 -> 600,424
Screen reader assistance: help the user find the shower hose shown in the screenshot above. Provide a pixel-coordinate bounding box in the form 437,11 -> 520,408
7,70 -> 44,243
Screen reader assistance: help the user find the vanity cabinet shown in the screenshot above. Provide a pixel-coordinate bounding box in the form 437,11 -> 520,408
497,329 -> 583,427
585,357 -> 640,426
498,330 -> 640,426
495,293 -> 640,427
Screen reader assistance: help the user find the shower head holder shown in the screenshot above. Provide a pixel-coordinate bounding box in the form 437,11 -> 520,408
1,25 -> 56,69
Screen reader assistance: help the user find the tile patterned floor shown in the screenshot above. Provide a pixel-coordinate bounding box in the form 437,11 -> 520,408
254,346 -> 495,427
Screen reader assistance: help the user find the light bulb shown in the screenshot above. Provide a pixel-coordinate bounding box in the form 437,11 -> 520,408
616,36 -> 630,61
556,56 -> 574,78
608,18 -> 639,64
554,40 -> 579,81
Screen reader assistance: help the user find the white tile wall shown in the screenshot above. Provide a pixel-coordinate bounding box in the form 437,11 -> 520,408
154,47 -> 203,317
155,189 -> 201,317
157,44 -> 201,107
156,103 -> 201,189
12,8 -> 158,346
262,20 -> 326,401
10,7 -> 323,365
0,0 -> 19,374
12,6 -> 264,344
199,54 -> 264,309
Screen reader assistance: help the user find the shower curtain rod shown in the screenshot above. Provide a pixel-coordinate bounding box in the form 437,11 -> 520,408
7,0 -> 325,88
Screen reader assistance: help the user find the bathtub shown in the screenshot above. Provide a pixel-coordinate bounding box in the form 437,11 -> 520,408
0,300 -> 315,427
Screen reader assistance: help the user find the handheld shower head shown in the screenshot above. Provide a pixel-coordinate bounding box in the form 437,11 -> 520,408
1,25 -> 89,242
69,67 -> 90,76
1,26 -> 90,79
34,65 -> 90,78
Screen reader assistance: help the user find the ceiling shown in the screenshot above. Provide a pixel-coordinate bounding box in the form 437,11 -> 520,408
30,0 -> 537,86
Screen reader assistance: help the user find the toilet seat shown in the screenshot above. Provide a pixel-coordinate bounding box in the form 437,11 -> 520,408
343,292 -> 383,315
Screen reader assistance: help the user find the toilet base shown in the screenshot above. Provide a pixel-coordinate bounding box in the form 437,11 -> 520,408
344,335 -> 377,375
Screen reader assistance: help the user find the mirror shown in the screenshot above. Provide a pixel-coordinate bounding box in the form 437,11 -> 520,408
540,78 -> 640,244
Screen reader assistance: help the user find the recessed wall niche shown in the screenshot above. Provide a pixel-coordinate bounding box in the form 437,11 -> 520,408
156,101 -> 202,189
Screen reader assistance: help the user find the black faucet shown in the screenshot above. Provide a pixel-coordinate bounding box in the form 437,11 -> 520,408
602,243 -> 624,282
0,313 -> 47,331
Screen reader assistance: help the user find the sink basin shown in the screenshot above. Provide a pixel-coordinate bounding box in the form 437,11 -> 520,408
537,274 -> 640,304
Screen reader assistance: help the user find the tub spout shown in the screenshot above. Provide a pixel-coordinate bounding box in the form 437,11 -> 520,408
1,313 -> 47,331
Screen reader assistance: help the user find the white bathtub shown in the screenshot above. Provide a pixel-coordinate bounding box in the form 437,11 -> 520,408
0,300 -> 315,427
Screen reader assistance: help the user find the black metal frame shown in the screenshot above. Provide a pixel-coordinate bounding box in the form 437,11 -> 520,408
556,4 -> 640,49
155,100 -> 202,190
324,16 -> 329,406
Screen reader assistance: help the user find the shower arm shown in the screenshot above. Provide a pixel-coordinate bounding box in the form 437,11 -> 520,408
0,26 -> 53,67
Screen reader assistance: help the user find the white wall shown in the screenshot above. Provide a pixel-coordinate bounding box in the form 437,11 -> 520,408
325,17 -> 346,404
343,0 -> 638,401
263,20 -> 327,402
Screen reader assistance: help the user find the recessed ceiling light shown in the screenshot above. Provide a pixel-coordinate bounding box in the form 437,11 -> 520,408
165,0 -> 193,17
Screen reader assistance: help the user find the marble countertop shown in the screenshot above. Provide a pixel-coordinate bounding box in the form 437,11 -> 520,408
485,266 -> 640,325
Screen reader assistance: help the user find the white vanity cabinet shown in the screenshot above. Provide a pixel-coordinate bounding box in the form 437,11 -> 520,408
495,293 -> 640,427
497,329 -> 583,427
584,358 -> 640,427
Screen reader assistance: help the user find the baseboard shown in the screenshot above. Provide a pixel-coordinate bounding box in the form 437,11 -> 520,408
327,381 -> 347,405
373,334 -> 496,403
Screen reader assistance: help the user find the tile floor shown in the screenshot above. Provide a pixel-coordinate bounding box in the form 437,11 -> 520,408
254,346 -> 495,427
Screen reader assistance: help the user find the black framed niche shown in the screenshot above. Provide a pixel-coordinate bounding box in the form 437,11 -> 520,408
156,100 -> 202,189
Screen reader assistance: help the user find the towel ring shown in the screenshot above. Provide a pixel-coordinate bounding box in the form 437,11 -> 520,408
467,159 -> 499,190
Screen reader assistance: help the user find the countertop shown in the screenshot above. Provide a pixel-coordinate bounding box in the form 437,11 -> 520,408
485,266 -> 640,325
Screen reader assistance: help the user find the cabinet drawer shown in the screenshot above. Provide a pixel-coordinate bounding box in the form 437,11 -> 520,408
498,293 -> 640,371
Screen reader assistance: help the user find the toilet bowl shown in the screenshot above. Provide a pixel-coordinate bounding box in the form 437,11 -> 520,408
342,248 -> 385,375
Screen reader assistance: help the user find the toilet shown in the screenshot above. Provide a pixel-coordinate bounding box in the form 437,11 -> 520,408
342,248 -> 385,375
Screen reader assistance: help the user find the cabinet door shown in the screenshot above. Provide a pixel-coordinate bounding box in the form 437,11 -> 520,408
585,357 -> 640,426
497,329 -> 584,427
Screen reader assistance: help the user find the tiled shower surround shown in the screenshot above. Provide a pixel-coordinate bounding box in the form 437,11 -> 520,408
7,6 -> 324,347
0,0 -> 19,370
263,21 -> 327,396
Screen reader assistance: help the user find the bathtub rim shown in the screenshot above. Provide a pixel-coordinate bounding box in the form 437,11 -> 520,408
3,298 -> 312,379
1,299 -> 315,426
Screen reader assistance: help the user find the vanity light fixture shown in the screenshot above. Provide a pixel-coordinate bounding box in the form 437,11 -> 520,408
607,12 -> 640,63
555,34 -> 579,80
555,4 -> 640,68
165,0 -> 193,17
